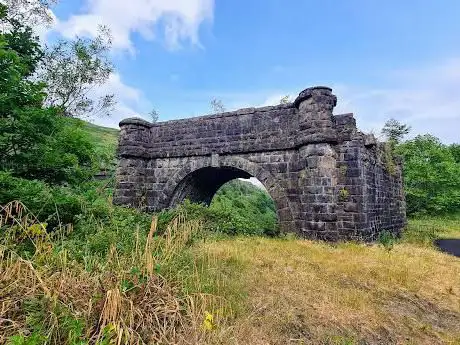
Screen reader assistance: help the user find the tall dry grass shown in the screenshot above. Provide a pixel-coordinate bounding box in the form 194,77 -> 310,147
197,237 -> 460,345
0,201 -> 232,344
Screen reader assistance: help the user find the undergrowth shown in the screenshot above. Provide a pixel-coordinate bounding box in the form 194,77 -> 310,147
402,215 -> 460,245
0,201 -> 243,344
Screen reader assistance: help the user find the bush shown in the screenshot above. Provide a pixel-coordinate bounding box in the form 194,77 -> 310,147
0,12 -> 99,185
0,172 -> 117,228
0,172 -> 81,226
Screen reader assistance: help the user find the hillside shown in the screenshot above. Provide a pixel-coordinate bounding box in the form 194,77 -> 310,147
82,121 -> 119,149
81,121 -> 120,175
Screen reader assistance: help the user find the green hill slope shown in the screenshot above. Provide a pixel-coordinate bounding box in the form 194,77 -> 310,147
80,120 -> 120,174
81,121 -> 119,151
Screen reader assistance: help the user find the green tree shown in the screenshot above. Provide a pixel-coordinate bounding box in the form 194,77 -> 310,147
39,26 -> 115,118
381,118 -> 411,145
210,179 -> 278,236
449,143 -> 460,164
397,134 -> 460,215
0,4 -> 95,183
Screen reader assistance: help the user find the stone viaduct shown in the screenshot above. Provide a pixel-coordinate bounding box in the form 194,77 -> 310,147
114,86 -> 406,241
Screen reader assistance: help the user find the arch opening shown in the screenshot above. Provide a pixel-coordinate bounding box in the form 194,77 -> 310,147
210,178 -> 278,236
168,166 -> 279,236
169,166 -> 252,208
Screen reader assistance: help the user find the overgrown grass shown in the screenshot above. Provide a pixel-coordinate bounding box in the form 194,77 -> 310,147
194,234 -> 460,344
81,121 -> 119,149
0,201 -> 242,344
1,187 -> 460,344
403,216 -> 460,245
80,120 -> 119,174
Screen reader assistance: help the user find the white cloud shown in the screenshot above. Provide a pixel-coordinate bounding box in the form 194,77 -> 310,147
333,58 -> 460,143
33,10 -> 59,43
89,72 -> 151,128
55,0 -> 214,52
254,60 -> 460,143
100,73 -> 143,103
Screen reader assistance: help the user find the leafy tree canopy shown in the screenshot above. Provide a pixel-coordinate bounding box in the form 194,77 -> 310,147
397,134 -> 460,215
0,3 -> 96,184
381,118 -> 411,144
39,26 -> 115,118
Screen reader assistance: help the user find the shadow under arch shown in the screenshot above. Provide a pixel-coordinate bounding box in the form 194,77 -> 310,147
163,156 -> 295,231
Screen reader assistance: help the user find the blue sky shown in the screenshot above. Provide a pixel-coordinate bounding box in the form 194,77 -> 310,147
45,0 -> 460,142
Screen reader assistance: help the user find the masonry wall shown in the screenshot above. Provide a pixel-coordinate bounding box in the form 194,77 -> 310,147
114,86 -> 407,241
334,132 -> 406,241
118,105 -> 299,159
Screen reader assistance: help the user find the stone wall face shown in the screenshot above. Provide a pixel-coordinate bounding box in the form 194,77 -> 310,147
117,105 -> 298,159
114,86 -> 406,241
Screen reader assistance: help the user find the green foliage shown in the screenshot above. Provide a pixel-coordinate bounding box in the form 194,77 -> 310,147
402,216 -> 460,245
40,26 -> 114,118
450,143 -> 460,164
377,230 -> 397,251
1,12 -> 42,76
16,297 -> 87,345
338,188 -> 349,201
211,179 -> 278,236
0,7 -> 99,184
7,332 -> 47,345
0,172 -> 80,226
177,179 -> 278,236
81,121 -> 119,174
0,172 -> 119,228
381,118 -> 411,145
383,141 -> 397,175
64,206 -> 152,260
156,180 -> 278,237
397,135 -> 460,215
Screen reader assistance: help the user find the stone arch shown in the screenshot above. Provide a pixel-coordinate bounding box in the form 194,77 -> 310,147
163,156 -> 295,231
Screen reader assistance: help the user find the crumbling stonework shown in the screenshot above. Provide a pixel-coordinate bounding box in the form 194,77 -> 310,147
114,86 -> 406,241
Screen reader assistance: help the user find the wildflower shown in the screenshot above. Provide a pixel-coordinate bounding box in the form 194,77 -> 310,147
202,311 -> 215,331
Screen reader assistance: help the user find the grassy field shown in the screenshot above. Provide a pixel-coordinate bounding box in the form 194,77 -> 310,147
81,120 -> 120,174
194,225 -> 460,345
1,204 -> 459,345
81,121 -> 119,149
